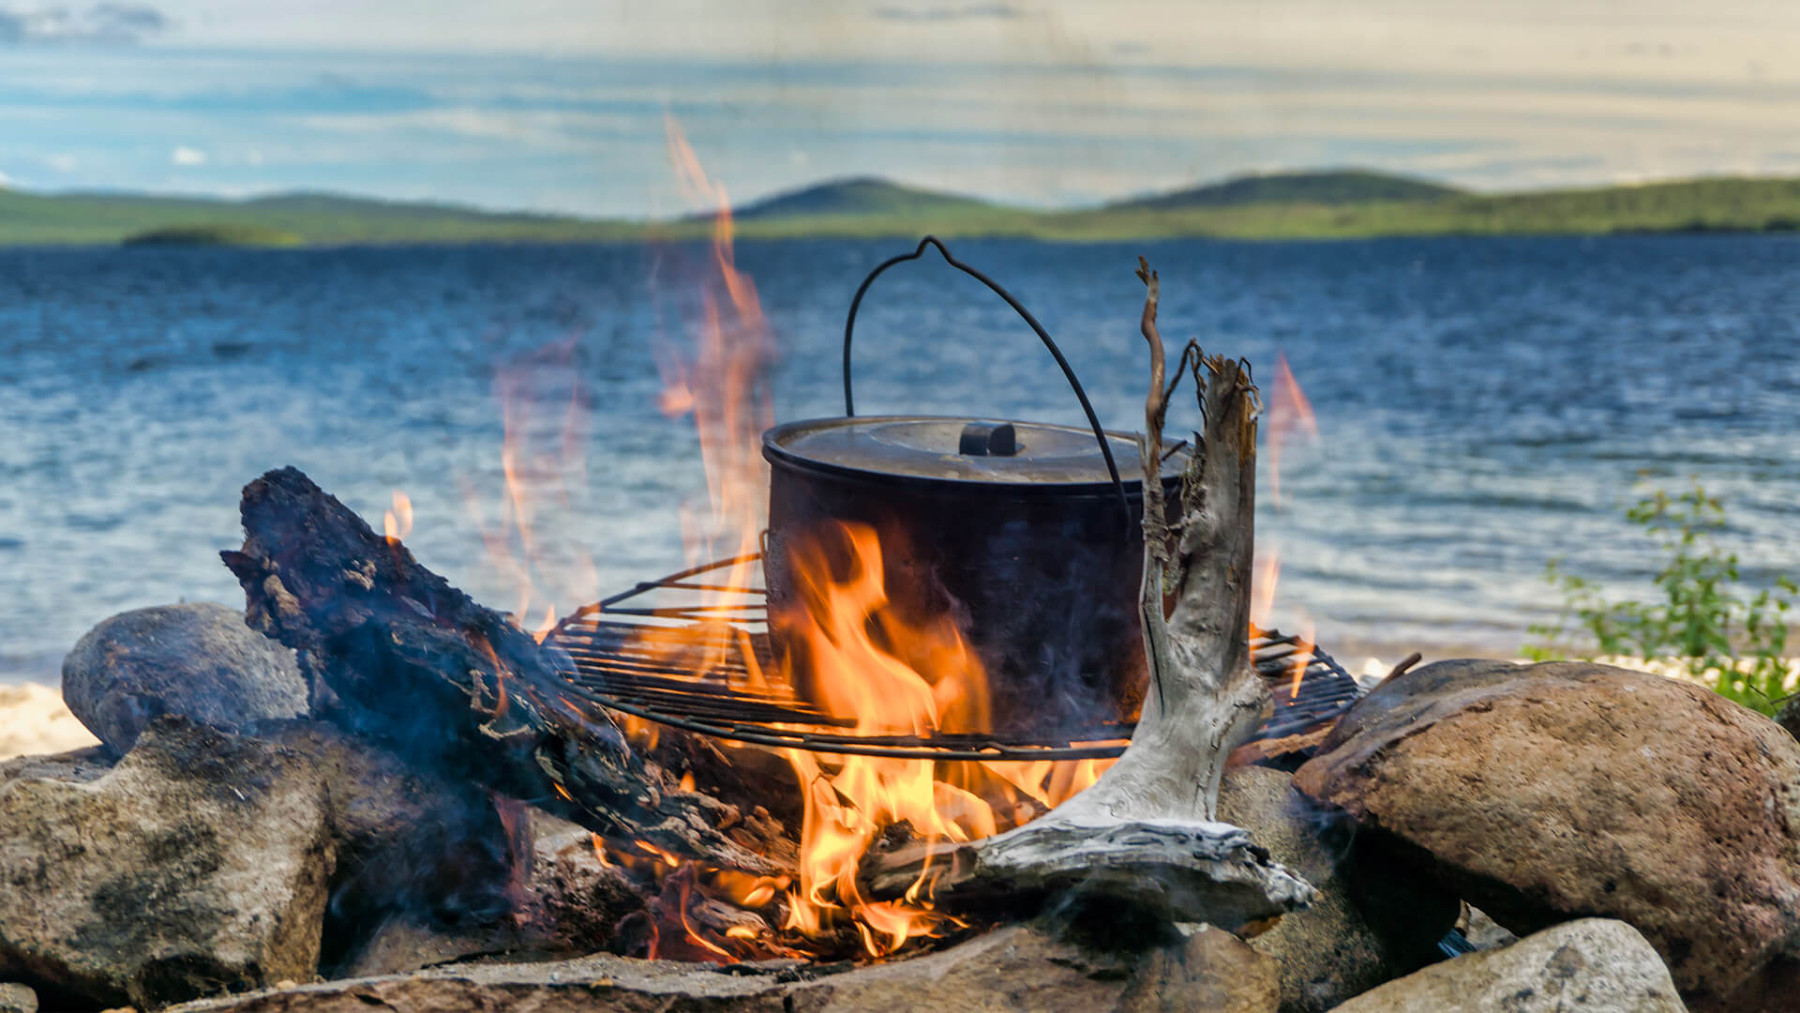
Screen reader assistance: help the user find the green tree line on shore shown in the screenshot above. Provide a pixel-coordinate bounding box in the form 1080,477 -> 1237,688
3,170 -> 1799,247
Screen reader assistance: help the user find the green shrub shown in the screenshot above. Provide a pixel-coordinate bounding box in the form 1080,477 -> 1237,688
1525,483 -> 1797,714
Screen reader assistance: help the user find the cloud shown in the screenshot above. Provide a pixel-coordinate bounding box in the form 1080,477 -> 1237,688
0,169 -> 11,187
300,108 -> 636,148
0,3 -> 168,44
170,145 -> 207,166
872,3 -> 1021,23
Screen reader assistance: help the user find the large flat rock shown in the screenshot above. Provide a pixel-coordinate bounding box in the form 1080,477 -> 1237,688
171,923 -> 1280,1013
1294,659 -> 1800,1009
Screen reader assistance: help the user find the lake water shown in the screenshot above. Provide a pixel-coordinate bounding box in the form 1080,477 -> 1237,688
3,235 -> 1798,683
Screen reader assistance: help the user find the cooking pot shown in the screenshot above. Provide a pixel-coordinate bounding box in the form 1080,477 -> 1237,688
761,238 -> 1183,739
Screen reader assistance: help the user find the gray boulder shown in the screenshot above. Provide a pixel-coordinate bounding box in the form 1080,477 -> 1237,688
1333,919 -> 1686,1011
62,602 -> 307,753
1219,765 -> 1458,1012
0,718 -> 335,1008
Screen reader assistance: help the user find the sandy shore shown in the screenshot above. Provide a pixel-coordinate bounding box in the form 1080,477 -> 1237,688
0,682 -> 99,761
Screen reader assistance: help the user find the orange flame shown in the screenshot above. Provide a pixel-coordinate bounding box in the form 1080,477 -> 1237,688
383,490 -> 413,544
1265,352 -> 1318,509
772,522 -> 988,952
765,523 -> 1115,954
1255,350 -> 1319,698
653,115 -> 774,689
462,330 -> 601,638
648,120 -> 1114,958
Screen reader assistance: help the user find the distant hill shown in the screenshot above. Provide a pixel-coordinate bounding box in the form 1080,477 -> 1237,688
1110,170 -> 1464,211
1,170 -> 1798,246
734,177 -> 999,220
0,187 -> 634,246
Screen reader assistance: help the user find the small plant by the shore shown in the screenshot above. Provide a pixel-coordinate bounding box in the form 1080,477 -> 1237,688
1527,483 -> 1797,715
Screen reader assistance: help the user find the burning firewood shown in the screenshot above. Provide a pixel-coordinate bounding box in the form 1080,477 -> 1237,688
856,260 -> 1316,930
222,467 -> 791,877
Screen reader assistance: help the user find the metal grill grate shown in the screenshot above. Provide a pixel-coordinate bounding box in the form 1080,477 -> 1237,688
547,554 -> 1363,761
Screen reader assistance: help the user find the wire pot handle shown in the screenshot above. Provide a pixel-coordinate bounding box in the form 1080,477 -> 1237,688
841,236 -> 1130,522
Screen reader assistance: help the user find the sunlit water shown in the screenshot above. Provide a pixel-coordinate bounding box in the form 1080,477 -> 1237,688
3,235 -> 1798,683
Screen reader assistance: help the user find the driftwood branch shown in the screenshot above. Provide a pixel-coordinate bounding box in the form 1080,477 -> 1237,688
221,467 -> 790,876
858,261 -> 1310,928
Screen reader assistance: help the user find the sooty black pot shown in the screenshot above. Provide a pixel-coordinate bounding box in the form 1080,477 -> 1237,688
762,415 -> 1181,739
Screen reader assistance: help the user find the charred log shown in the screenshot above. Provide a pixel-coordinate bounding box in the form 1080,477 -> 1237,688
857,260 -> 1315,928
221,467 -> 789,875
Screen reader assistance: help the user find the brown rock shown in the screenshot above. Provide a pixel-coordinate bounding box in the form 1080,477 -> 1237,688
1120,924 -> 1280,1013
0,983 -> 37,1013
1333,918 -> 1686,1012
1294,659 -> 1800,1008
1219,765 -> 1457,1012
170,924 -> 1278,1013
269,723 -> 658,974
0,719 -> 335,1008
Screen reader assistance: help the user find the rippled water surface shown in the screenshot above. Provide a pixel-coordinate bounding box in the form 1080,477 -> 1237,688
3,235 -> 1798,681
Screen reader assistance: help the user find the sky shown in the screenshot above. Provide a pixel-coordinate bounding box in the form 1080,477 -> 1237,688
2,0 -> 1799,216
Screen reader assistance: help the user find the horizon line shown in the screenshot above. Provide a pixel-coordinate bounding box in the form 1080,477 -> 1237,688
7,166 -> 1797,225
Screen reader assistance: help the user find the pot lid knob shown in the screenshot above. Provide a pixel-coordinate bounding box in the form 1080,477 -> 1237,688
958,421 -> 1018,457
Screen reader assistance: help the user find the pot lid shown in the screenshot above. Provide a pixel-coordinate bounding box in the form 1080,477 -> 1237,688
763,415 -> 1184,488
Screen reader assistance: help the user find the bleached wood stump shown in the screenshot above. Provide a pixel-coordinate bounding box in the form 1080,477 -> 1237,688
860,260 -> 1316,930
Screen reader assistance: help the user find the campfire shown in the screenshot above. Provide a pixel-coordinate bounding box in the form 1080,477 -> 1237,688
211,187 -> 1334,967
219,136 -> 1331,965
13,136 -> 1782,1013
185,118 -> 1347,967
